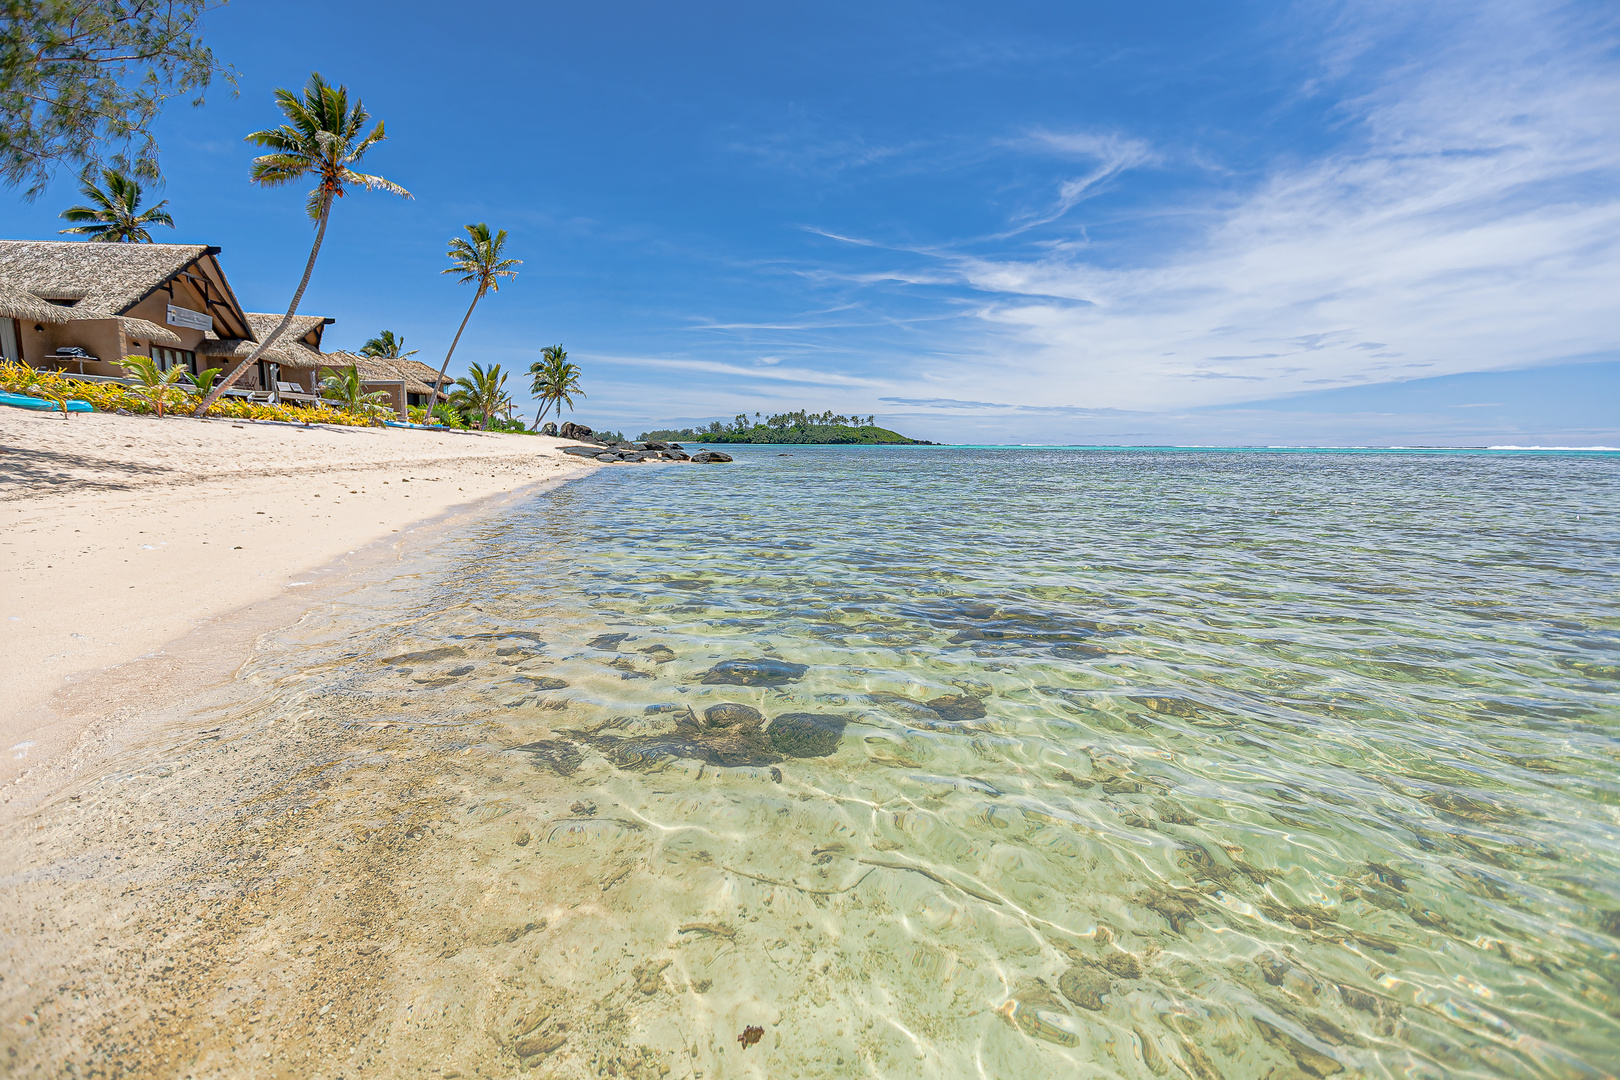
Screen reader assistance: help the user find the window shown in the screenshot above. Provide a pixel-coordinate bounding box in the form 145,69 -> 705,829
154,347 -> 196,373
0,318 -> 18,362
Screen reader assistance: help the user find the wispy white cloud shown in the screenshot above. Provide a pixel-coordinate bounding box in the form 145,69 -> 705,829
896,0 -> 1620,412
1004,131 -> 1159,232
586,353 -> 890,389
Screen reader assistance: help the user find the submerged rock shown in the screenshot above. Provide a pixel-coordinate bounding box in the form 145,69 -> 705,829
588,633 -> 630,650
514,675 -> 568,690
699,657 -> 808,686
767,712 -> 848,757
1058,966 -> 1110,1011
514,739 -> 583,776
701,702 -> 763,730
381,645 -> 466,665
926,694 -> 987,721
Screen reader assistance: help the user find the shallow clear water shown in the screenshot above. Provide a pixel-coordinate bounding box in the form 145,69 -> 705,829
10,446 -> 1620,1079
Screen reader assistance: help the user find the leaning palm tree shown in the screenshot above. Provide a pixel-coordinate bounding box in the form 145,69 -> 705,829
360,330 -> 417,359
527,344 -> 584,428
428,224 -> 520,405
195,73 -> 410,416
58,167 -> 175,242
453,362 -> 511,431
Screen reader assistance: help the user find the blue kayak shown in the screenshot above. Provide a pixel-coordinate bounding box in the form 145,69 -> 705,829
0,391 -> 93,413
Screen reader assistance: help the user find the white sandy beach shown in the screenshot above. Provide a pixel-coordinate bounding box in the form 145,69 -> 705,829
0,408 -> 598,794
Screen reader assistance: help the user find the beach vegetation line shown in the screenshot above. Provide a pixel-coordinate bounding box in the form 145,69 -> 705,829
643,409 -> 929,445
1,359 -> 384,427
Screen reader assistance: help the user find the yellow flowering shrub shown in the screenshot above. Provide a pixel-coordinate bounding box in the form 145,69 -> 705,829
0,360 -> 381,427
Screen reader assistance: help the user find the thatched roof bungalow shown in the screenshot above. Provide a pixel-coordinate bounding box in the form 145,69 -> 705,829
2,238 -> 453,416
0,240 -> 254,377
316,350 -> 451,415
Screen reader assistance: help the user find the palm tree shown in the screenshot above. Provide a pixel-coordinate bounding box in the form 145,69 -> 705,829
528,344 -> 584,429
58,167 -> 175,242
360,330 -> 417,359
428,224 -> 520,406
453,362 -> 511,431
120,356 -> 190,418
195,73 -> 410,416
318,364 -> 395,418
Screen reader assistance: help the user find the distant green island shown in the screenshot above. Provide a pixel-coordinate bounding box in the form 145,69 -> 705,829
641,409 -> 933,445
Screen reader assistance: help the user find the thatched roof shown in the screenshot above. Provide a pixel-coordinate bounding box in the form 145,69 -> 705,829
0,240 -> 204,315
389,357 -> 452,389
0,240 -> 255,340
0,284 -> 76,324
198,313 -> 332,367
116,316 -> 183,348
321,351 -> 448,399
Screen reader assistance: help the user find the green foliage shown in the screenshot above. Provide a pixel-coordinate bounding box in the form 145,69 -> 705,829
186,365 -> 221,394
443,223 -> 521,290
360,330 -> 415,359
246,71 -> 409,221
58,166 -> 174,241
0,0 -> 230,198
528,344 -> 584,427
451,361 -> 512,431
119,355 -> 190,417
430,402 -> 467,429
641,409 -> 925,445
318,364 -> 393,421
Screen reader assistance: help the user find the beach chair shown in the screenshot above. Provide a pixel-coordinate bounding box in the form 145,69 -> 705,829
274,381 -> 318,405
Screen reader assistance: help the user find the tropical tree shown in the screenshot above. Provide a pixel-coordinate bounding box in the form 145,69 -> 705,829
452,362 -> 511,431
58,167 -> 174,241
1,0 -> 229,199
428,223 -> 519,405
527,344 -> 584,428
120,355 -> 190,417
195,73 -> 409,415
360,330 -> 416,359
318,364 -> 393,419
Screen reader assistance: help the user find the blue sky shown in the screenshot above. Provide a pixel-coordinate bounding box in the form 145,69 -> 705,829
6,0 -> 1617,444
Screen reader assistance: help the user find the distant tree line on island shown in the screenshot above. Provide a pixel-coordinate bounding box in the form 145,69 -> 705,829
641,409 -> 931,445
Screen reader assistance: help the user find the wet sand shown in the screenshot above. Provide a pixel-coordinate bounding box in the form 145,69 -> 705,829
0,409 -> 597,793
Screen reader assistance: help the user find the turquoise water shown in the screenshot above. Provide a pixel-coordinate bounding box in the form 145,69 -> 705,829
11,446 -> 1617,1079
363,445 -> 1617,1078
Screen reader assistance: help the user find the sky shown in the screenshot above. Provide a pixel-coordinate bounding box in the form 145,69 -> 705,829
6,0 -> 1618,445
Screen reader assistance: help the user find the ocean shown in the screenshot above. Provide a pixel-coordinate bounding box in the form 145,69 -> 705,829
7,445 -> 1619,1079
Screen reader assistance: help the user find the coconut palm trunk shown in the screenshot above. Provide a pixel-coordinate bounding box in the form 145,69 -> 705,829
195,193 -> 331,415
429,285 -> 485,420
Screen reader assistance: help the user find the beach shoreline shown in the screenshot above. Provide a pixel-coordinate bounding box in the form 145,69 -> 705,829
0,408 -> 599,802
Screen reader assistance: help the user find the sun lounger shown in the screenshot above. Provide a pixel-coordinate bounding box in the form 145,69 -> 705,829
273,381 -> 318,405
